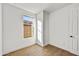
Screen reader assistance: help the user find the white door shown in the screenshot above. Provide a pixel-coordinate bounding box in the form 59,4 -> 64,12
65,6 -> 73,51
68,6 -> 78,54
78,7 -> 79,54
72,7 -> 78,53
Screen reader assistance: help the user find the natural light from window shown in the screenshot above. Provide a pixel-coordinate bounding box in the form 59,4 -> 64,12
23,15 -> 32,38
37,20 -> 42,43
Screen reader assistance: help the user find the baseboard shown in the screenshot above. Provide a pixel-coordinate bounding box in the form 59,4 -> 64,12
3,43 -> 36,56
35,43 -> 48,47
3,43 -> 48,56
49,43 -> 78,56
3,43 -> 78,56
43,43 -> 49,47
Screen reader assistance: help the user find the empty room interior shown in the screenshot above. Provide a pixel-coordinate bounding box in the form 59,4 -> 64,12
0,3 -> 79,56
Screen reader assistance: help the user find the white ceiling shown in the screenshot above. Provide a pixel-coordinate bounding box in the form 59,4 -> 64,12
10,3 -> 72,14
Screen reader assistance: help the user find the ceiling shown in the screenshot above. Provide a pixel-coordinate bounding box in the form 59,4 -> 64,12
10,3 -> 72,14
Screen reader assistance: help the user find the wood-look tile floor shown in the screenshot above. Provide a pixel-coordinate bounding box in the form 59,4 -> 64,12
4,44 -> 76,56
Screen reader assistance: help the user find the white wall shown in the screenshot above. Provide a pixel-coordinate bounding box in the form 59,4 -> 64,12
2,4 -> 36,55
78,6 -> 79,55
49,6 -> 69,49
0,3 -> 2,56
49,4 -> 79,55
43,11 -> 49,46
36,11 -> 44,46
36,11 -> 49,46
49,4 -> 75,51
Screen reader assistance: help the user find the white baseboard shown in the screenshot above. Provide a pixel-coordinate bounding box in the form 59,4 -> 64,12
36,42 -> 48,47
3,42 -> 79,56
49,43 -> 79,55
3,43 -> 35,55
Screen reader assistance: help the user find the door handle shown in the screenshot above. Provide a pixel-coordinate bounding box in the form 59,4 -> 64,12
70,36 -> 73,38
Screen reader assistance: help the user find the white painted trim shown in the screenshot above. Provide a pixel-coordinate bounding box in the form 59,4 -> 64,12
3,43 -> 35,55
49,43 -> 79,55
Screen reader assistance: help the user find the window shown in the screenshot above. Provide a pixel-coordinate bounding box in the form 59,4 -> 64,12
23,15 -> 32,38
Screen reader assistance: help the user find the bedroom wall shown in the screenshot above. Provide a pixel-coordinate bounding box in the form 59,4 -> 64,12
36,11 -> 44,46
36,10 -> 49,46
48,4 -> 79,55
43,11 -> 49,46
2,4 -> 36,55
0,3 -> 2,56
